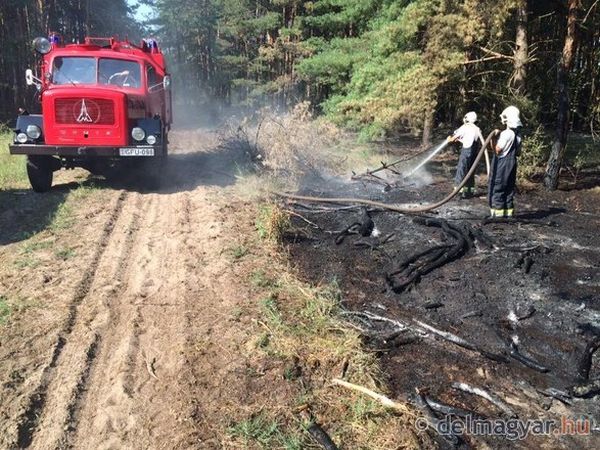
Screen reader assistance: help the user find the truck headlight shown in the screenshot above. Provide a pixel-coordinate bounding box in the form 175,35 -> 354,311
26,124 -> 42,140
33,37 -> 52,54
131,127 -> 145,141
146,135 -> 157,145
16,133 -> 28,143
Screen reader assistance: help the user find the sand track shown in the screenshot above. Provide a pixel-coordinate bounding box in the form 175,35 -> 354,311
1,131 -> 251,449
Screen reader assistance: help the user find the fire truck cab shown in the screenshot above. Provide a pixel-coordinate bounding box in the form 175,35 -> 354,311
9,35 -> 172,192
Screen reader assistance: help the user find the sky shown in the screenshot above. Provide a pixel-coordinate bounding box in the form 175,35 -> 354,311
127,1 -> 156,23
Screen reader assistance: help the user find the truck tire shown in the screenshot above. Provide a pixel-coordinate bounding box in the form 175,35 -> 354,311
27,155 -> 54,192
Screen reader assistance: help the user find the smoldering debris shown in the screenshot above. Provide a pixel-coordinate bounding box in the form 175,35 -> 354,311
351,146 -> 437,191
281,161 -> 600,448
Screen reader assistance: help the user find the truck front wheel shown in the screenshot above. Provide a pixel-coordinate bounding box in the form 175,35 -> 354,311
26,155 -> 54,192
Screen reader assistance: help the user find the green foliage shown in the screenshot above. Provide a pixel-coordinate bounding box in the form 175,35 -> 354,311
296,37 -> 366,88
518,125 -> 550,182
144,0 -> 600,146
0,129 -> 27,190
0,296 -> 11,324
227,414 -> 302,449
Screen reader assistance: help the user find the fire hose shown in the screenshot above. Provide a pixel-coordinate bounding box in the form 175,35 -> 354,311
275,129 -> 499,214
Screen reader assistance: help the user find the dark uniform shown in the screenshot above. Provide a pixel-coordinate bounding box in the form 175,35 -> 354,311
488,128 -> 521,217
451,120 -> 483,198
454,139 -> 481,194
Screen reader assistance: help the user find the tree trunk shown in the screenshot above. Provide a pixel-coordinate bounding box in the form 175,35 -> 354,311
512,0 -> 528,93
544,0 -> 582,190
422,109 -> 434,148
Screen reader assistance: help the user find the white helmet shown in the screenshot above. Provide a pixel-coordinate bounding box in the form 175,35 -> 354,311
463,111 -> 477,124
500,106 -> 522,128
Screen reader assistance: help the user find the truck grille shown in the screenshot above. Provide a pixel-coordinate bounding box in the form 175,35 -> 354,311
55,98 -> 115,125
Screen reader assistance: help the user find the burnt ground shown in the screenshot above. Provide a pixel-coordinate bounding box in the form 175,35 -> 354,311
284,158 -> 600,449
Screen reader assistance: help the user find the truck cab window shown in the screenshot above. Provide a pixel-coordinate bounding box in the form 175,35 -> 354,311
51,57 -> 96,85
99,59 -> 141,88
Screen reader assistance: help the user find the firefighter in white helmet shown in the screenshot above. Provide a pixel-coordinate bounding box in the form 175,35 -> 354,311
488,106 -> 522,218
447,111 -> 485,199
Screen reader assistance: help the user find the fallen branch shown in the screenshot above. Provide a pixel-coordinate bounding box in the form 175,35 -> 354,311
341,311 -> 415,333
414,319 -> 508,363
413,391 -> 462,446
508,341 -> 550,373
423,395 -> 480,419
451,382 -> 517,418
537,388 -> 572,406
284,209 -> 320,228
331,378 -> 414,415
352,150 -> 431,179
306,422 -> 339,450
287,202 -> 368,213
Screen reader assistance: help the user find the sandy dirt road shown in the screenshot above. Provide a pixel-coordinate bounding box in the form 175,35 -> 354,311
0,131 -> 261,449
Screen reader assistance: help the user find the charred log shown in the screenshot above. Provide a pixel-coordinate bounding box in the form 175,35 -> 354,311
414,319 -> 508,363
423,395 -> 482,419
508,341 -> 550,373
451,382 -> 517,419
306,422 -> 339,450
387,218 -> 472,292
413,391 -> 462,447
537,388 -> 573,406
577,336 -> 600,381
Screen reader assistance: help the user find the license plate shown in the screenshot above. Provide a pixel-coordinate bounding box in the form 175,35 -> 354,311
119,147 -> 155,156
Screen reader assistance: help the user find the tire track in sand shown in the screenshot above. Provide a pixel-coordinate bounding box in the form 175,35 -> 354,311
15,191 -> 152,449
66,190 -> 203,449
15,190 -> 128,449
28,192 -> 148,450
59,192 -> 164,449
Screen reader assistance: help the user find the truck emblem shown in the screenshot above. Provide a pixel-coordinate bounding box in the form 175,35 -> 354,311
76,99 -> 94,123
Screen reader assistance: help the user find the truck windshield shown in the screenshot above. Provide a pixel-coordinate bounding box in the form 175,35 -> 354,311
52,57 -> 96,85
99,59 -> 141,88
50,57 -> 142,88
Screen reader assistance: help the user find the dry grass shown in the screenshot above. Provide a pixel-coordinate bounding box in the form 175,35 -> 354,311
255,204 -> 291,242
232,102 -> 384,182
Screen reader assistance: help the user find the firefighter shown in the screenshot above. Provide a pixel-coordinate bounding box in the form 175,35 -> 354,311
488,106 -> 522,218
108,70 -> 137,87
447,111 -> 484,199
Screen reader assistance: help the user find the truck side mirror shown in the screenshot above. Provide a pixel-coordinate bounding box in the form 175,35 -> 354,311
26,69 -> 35,86
25,69 -> 42,90
148,75 -> 172,93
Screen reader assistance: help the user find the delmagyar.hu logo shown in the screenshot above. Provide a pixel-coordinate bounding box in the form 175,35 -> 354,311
415,415 -> 595,441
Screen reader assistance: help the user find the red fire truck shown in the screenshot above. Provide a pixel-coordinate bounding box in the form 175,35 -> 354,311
9,35 -> 172,192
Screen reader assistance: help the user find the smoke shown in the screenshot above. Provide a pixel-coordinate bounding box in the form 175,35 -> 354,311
399,164 -> 434,189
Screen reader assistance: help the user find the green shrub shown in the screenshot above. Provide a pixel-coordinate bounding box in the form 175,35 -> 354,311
519,125 -> 550,182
